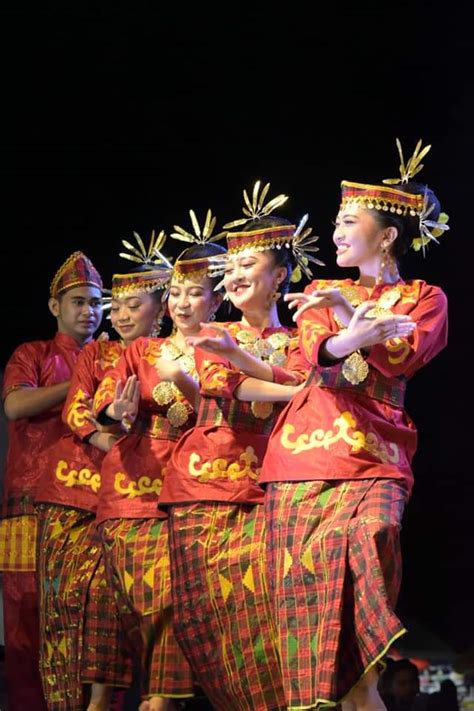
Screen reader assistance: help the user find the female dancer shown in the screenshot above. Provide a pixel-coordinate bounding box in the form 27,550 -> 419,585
94,215 -> 225,711
35,232 -> 168,711
160,183 -> 315,710
260,140 -> 449,710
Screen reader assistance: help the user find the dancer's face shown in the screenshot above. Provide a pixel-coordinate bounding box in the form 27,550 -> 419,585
168,276 -> 220,336
49,286 -> 103,343
333,206 -> 391,269
223,251 -> 286,312
110,293 -> 162,344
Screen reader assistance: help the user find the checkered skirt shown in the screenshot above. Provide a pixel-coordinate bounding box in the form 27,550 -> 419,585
169,503 -> 286,711
264,478 -> 408,709
100,517 -> 194,699
37,506 -> 132,711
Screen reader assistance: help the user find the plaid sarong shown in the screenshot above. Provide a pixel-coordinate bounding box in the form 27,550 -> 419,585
265,478 -> 408,709
0,514 -> 37,571
37,506 -> 132,710
100,518 -> 194,700
169,503 -> 286,711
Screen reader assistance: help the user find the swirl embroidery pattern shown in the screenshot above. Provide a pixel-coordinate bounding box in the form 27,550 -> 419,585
113,472 -> 163,498
65,388 -> 91,431
55,459 -> 101,493
188,446 -> 261,482
280,411 -> 399,464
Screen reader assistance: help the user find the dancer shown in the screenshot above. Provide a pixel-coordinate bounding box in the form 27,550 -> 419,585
0,252 -> 103,710
94,213 -> 225,711
260,140 -> 449,710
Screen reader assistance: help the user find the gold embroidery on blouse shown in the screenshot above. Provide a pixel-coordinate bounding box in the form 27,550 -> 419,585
65,389 -> 90,430
280,411 -> 399,464
188,446 -> 261,482
113,472 -> 163,498
55,460 -> 101,493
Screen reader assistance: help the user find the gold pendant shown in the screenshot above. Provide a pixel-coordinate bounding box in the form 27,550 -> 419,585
167,401 -> 189,427
269,350 -> 286,366
152,382 -> 176,406
378,287 -> 401,310
341,351 -> 369,385
179,354 -> 195,374
161,342 -> 182,361
267,332 -> 289,349
251,401 -> 274,419
340,286 -> 363,306
236,329 -> 257,345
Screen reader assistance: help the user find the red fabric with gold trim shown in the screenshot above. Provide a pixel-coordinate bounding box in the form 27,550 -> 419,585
340,181 -> 425,216
93,336 -> 197,524
226,224 -> 295,255
259,279 -> 448,492
50,251 -> 103,298
159,322 -> 309,507
173,256 -> 211,281
35,340 -> 124,513
111,270 -> 168,297
2,333 -> 84,518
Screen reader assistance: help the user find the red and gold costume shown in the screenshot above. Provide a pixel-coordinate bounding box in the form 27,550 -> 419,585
35,339 -> 134,711
261,159 -> 450,708
162,186 -> 321,710
161,319 -> 309,711
94,334 -> 196,701
0,251 -> 102,711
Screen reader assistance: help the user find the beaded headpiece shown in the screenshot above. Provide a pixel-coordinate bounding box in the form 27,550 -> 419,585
50,251 -> 103,298
169,209 -> 227,285
102,231 -> 171,311
220,180 -> 323,282
340,139 -> 449,254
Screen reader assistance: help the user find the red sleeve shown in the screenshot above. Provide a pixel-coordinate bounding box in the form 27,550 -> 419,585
195,331 -> 248,399
295,281 -> 340,366
366,284 -> 448,378
62,342 -> 99,440
270,335 -> 311,385
2,342 -> 44,398
93,340 -> 139,416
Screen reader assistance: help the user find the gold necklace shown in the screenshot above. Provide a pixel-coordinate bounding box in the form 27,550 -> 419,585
337,285 -> 402,385
235,327 -> 291,419
151,338 -> 197,427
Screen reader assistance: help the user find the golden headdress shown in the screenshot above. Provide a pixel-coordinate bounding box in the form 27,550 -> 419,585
169,208 -> 227,284
221,180 -> 323,282
340,139 -> 449,254
50,251 -> 103,298
103,230 -> 171,309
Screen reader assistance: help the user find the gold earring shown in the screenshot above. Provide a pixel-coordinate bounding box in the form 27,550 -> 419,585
376,245 -> 388,285
150,316 -> 162,338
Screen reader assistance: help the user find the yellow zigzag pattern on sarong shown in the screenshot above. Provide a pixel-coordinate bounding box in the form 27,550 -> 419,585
281,411 -> 399,464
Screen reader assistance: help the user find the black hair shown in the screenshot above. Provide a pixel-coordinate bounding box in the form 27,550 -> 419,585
241,216 -> 296,296
371,181 -> 440,260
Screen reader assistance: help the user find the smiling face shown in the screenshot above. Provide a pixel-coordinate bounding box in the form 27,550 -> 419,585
110,292 -> 162,344
48,286 -> 103,343
223,251 -> 287,313
167,275 -> 221,336
333,205 -> 393,271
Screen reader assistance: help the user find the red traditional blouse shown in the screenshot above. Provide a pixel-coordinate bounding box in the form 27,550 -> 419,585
35,340 -> 124,513
259,279 -> 448,493
93,336 -> 198,523
159,321 -> 309,507
2,333 -> 84,517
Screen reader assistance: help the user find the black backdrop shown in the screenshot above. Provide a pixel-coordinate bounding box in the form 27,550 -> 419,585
1,1 -> 472,653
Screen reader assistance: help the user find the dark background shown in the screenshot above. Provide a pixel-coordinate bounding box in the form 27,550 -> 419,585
0,1 -> 472,655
